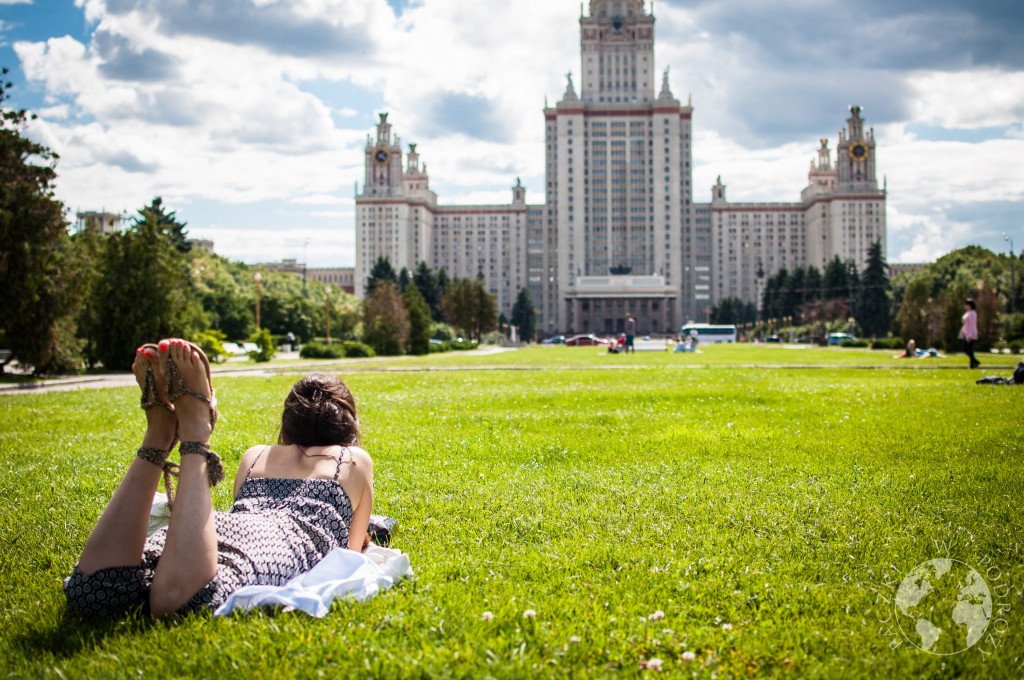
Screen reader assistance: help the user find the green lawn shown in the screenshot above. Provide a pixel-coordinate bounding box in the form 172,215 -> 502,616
1,347 -> 1022,677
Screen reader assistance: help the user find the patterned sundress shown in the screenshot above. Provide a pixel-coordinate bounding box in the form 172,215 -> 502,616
64,448 -> 354,617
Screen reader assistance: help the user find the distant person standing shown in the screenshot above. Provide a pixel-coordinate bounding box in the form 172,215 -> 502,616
960,299 -> 980,369
624,314 -> 636,354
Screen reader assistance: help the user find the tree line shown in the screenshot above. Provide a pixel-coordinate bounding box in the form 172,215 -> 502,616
710,240 -> 1023,350
0,76 -> 537,374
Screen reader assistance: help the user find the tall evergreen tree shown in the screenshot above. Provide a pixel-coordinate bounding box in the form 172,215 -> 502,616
85,210 -> 199,370
0,70 -> 82,372
365,256 -> 397,296
403,284 -> 432,355
783,267 -> 805,320
857,241 -> 891,337
412,261 -> 442,320
136,197 -> 190,253
397,266 -> 410,293
822,256 -> 849,302
510,287 -> 537,342
804,265 -> 823,303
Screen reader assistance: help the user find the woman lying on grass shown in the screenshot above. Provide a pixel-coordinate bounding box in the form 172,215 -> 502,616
65,339 -> 373,618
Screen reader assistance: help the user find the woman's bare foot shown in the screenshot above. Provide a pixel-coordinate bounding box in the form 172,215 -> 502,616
165,339 -> 214,444
133,346 -> 177,451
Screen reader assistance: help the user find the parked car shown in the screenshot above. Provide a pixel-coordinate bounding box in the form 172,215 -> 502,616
566,334 -> 609,346
765,335 -> 781,343
827,333 -> 858,346
541,335 -> 567,345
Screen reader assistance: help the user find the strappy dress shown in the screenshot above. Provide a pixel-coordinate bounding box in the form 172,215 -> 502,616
65,447 -> 354,617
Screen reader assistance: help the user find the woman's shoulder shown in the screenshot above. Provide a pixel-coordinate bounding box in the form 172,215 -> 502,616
344,445 -> 373,467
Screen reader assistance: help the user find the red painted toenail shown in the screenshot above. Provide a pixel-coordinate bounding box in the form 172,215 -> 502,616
159,340 -> 169,351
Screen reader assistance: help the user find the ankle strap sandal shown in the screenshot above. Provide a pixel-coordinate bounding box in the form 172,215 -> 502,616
180,441 -> 225,488
137,446 -> 181,509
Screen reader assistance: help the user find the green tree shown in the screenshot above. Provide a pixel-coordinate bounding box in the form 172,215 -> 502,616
412,261 -> 444,321
362,280 -> 409,355
442,277 -> 497,341
822,256 -> 849,302
189,250 -> 255,340
320,285 -> 360,341
783,267 -> 805,320
365,256 -> 397,296
804,266 -> 823,303
0,70 -> 83,373
136,197 -> 190,253
857,241 -> 892,338
510,287 -> 537,342
85,211 -> 200,370
710,296 -> 755,325
403,284 -> 432,355
896,274 -> 932,345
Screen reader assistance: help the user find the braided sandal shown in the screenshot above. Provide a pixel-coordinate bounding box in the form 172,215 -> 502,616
137,343 -> 174,413
137,446 -> 181,508
165,340 -> 218,431
180,441 -> 225,487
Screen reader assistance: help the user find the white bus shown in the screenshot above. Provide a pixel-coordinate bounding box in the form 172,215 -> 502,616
680,323 -> 738,344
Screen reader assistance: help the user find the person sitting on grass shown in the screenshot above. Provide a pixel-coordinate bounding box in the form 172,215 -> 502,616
64,339 -> 373,618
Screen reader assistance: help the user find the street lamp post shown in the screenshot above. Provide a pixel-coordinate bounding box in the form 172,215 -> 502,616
325,285 -> 332,345
1004,233 -> 1016,315
303,238 -> 310,298
254,272 -> 263,330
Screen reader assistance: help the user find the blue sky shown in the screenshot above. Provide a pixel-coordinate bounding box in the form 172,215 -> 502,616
2,0 -> 1022,267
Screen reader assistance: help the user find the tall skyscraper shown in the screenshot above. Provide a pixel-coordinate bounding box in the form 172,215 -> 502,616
354,0 -> 886,337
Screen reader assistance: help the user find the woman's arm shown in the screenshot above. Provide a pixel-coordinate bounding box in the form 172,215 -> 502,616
345,449 -> 374,551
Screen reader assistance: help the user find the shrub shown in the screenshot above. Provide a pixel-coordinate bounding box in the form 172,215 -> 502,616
299,342 -> 344,359
446,339 -> 478,351
248,327 -> 276,363
870,337 -> 905,351
193,329 -> 228,364
340,341 -> 375,358
840,339 -> 870,348
1009,340 -> 1023,354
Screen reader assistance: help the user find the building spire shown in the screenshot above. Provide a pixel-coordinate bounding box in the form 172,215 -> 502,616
657,67 -> 675,101
563,71 -> 579,102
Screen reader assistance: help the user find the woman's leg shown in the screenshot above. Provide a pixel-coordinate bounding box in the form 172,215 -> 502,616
77,348 -> 177,575
149,340 -> 217,617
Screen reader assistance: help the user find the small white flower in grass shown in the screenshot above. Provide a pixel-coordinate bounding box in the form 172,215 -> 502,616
522,609 -> 537,619
568,635 -> 581,644
681,651 -> 696,662
648,610 -> 665,621
641,657 -> 663,671
721,623 -> 733,631
481,611 -> 494,621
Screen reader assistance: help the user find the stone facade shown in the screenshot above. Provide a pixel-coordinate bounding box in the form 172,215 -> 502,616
354,0 -> 886,336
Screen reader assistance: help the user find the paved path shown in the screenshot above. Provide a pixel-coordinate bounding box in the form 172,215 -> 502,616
0,347 -> 519,396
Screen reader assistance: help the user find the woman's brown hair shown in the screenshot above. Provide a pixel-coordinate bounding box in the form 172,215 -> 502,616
279,374 -> 359,447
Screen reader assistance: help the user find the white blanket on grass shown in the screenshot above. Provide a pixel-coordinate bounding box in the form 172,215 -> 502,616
214,545 -> 413,618
147,493 -> 413,618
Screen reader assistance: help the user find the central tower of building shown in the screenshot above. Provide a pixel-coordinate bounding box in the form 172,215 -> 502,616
537,0 -> 693,336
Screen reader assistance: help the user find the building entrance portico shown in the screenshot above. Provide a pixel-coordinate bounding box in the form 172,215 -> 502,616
565,275 -> 676,336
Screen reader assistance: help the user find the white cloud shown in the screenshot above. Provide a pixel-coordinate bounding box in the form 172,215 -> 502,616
908,70 -> 1024,128
0,0 -> 32,5
11,0 -> 1024,269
